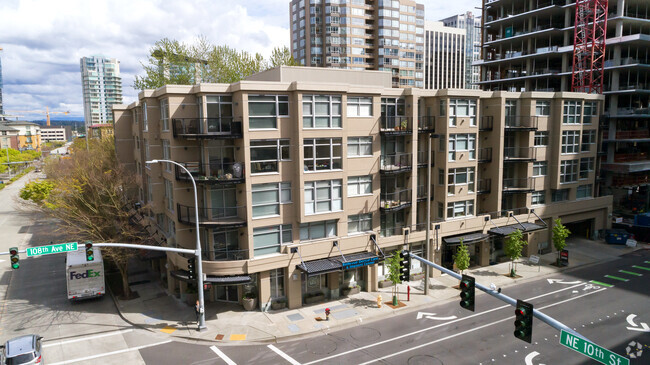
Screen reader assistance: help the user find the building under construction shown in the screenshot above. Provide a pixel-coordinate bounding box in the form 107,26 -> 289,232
478,0 -> 650,227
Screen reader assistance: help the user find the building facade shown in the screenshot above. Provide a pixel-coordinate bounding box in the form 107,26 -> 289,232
40,125 -> 71,142
80,56 -> 123,127
114,67 -> 611,311
0,120 -> 41,151
289,0 -> 425,88
441,11 -> 482,89
0,124 -> 19,150
423,21 -> 466,90
0,47 -> 4,115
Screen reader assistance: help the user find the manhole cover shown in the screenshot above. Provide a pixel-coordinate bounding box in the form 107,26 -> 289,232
306,338 -> 338,355
350,327 -> 381,341
408,355 -> 443,365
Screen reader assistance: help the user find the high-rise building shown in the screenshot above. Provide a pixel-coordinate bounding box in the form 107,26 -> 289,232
440,12 -> 482,89
289,0 -> 425,88
0,47 -> 4,115
423,21 -> 466,89
80,56 -> 123,127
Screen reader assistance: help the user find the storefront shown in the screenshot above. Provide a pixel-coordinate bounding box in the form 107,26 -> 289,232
441,232 -> 490,269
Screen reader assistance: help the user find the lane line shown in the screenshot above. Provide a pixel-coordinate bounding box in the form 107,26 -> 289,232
210,346 -> 237,365
645,261 -> 650,264
43,329 -> 134,348
268,344 -> 302,365
304,283 -> 586,365
632,265 -> 650,271
619,270 -> 642,276
590,280 -> 613,287
47,339 -> 171,365
357,288 -> 608,365
604,275 -> 628,282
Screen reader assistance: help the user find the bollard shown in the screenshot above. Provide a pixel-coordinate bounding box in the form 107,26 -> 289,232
377,294 -> 382,308
407,285 -> 410,301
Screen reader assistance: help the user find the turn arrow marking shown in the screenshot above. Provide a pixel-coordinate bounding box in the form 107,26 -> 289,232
626,314 -> 650,332
416,312 -> 457,321
524,351 -> 546,365
547,279 -> 582,285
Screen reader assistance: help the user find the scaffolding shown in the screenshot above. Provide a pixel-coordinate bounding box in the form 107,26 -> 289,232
571,0 -> 609,94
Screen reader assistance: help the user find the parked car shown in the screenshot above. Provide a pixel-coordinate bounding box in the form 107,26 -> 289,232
0,334 -> 43,364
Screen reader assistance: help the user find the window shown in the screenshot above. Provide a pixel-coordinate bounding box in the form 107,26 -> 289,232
448,134 -> 476,161
348,175 -> 372,196
164,179 -> 174,212
162,140 -> 171,171
253,224 -> 292,256
534,131 -> 548,146
348,213 -> 372,234
252,182 -> 291,218
270,268 -> 285,299
438,168 -> 445,185
562,131 -> 580,154
303,95 -> 341,128
160,99 -> 169,131
147,176 -> 152,203
447,167 -> 475,194
250,139 -> 290,174
248,95 -> 289,129
300,220 -> 337,241
535,100 -> 550,116
583,101 -> 598,124
581,130 -> 596,151
142,102 -> 148,131
533,161 -> 547,176
551,189 -> 569,202
347,97 -> 373,117
580,157 -> 594,179
447,200 -> 474,218
563,100 -> 582,124
531,191 -> 545,205
305,180 -> 342,214
304,138 -> 342,171
577,184 -> 592,199
560,160 -> 579,183
347,137 -> 372,157
448,99 -> 477,126
144,139 -> 150,164
439,99 -> 446,116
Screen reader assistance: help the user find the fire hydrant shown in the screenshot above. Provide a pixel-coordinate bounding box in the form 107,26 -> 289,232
376,294 -> 382,308
325,308 -> 331,320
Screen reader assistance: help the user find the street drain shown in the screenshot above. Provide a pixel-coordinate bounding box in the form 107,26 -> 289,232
306,338 -> 338,355
349,327 -> 381,342
408,355 -> 443,365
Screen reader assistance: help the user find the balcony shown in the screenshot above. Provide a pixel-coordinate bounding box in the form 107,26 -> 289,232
503,147 -> 537,162
502,177 -> 535,193
612,175 -> 649,187
478,148 -> 493,163
601,153 -> 650,173
418,116 -> 435,132
176,203 -> 246,228
210,248 -> 249,261
417,185 -> 434,202
380,153 -> 412,174
505,116 -> 539,130
603,130 -> 650,141
477,179 -> 492,194
380,189 -> 412,212
380,116 -> 412,135
417,150 -> 434,168
175,161 -> 245,185
479,116 -> 494,131
380,224 -> 407,238
172,117 -> 243,139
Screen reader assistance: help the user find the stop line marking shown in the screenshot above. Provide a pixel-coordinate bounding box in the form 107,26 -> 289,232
48,339 -> 171,365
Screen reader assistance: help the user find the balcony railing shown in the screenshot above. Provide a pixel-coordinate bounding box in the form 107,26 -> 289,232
417,150 -> 434,167
210,248 -> 249,261
502,177 -> 536,193
479,116 -> 494,131
172,117 -> 243,138
177,203 -> 246,228
380,153 -> 412,174
417,185 -> 434,201
380,189 -> 412,212
380,116 -> 412,135
175,161 -> 245,184
603,130 -> 650,140
478,147 -> 493,163
418,116 -> 435,132
614,153 -> 648,163
380,224 -> 407,238
504,115 -> 539,130
612,175 -> 649,187
484,207 -> 531,220
503,147 -> 537,161
477,179 -> 491,194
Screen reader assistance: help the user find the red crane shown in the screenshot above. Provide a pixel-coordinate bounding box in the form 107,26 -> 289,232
571,0 -> 608,94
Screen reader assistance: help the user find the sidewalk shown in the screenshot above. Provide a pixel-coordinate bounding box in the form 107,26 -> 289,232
111,238 -> 648,344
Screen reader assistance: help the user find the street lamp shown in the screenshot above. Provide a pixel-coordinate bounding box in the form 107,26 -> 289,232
146,159 -> 206,331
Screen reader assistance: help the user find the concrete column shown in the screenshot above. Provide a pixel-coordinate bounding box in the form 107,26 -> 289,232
478,240 -> 490,266
328,272 -> 340,300
258,270 -> 271,311
288,268 -> 303,309
368,264 -> 378,292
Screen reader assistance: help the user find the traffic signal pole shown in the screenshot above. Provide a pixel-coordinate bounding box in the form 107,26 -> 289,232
408,252 -> 590,342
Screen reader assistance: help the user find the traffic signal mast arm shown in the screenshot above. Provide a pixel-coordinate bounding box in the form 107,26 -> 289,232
408,252 -> 590,342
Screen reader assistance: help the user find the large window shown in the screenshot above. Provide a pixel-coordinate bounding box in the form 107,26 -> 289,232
560,160 -> 579,183
562,131 -> 580,154
447,167 -> 475,194
160,99 -> 169,131
583,101 -> 598,124
253,224 -> 292,256
534,131 -> 548,147
580,157 -> 594,179
303,95 -> 342,128
577,184 -> 592,199
252,182 -> 291,218
348,213 -> 372,234
304,138 -> 342,171
533,161 -> 547,176
300,220 -> 338,241
348,175 -> 372,196
535,100 -> 550,116
250,139 -> 290,174
347,97 -> 373,117
563,100 -> 582,124
531,191 -> 545,205
347,137 -> 372,157
164,179 -> 173,212
447,200 -> 474,218
305,180 -> 342,214
448,99 -> 477,126
142,102 -> 148,131
581,130 -> 596,151
448,134 -> 476,161
162,140 -> 171,171
552,189 -> 569,202
270,269 -> 285,299
248,95 -> 289,129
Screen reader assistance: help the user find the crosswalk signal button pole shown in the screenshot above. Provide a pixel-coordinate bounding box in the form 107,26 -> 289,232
514,299 -> 534,343
9,247 -> 19,269
459,274 -> 475,311
85,242 -> 94,261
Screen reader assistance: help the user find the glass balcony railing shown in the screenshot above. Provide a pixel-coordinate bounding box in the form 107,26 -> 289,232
175,161 -> 245,184
380,116 -> 412,134
478,147 -> 493,162
502,177 -> 535,193
176,203 -> 246,227
172,117 -> 242,138
417,116 -> 435,132
503,147 -> 536,161
380,153 -> 412,173
504,115 -> 539,130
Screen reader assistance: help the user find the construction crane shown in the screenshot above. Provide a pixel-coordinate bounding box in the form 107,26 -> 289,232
571,0 -> 608,94
2,107 -> 70,126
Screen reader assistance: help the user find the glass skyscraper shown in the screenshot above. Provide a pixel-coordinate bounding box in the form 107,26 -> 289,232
80,56 -> 123,127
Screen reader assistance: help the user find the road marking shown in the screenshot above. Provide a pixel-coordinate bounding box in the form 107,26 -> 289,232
589,280 -> 613,287
416,312 -> 457,321
525,351 -> 545,365
645,261 -> 650,264
632,265 -> 650,271
626,314 -> 650,332
47,339 -> 172,365
304,283 -> 588,365
268,344 -> 302,365
604,275 -> 629,282
619,270 -> 642,276
43,329 -> 134,348
210,346 -> 237,365
547,279 -> 582,285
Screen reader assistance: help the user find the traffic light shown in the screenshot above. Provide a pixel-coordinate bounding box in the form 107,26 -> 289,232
187,257 -> 196,280
398,250 -> 410,282
9,247 -> 19,270
514,299 -> 534,343
459,274 -> 475,311
85,242 -> 94,261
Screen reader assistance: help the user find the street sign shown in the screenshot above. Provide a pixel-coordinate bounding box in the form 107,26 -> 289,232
26,242 -> 78,257
560,330 -> 629,365
560,250 -> 569,266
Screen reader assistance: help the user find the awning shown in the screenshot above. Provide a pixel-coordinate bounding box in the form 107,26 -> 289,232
488,222 -> 547,236
443,232 -> 490,246
170,270 -> 192,282
205,275 -> 252,285
297,251 -> 382,277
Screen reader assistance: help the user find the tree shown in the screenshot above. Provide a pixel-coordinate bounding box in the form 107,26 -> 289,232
454,238 -> 470,275
386,250 -> 403,305
268,46 -> 300,68
19,180 -> 55,204
504,229 -> 528,277
552,218 -> 571,265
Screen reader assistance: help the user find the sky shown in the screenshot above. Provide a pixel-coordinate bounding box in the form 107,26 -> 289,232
0,0 -> 480,120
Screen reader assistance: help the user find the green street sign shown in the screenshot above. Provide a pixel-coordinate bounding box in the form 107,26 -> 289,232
26,242 -> 78,257
560,330 -> 629,365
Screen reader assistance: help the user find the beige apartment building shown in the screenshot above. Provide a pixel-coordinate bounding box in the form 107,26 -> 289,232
114,66 -> 611,311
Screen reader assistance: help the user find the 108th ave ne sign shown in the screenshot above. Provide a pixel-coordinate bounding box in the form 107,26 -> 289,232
26,242 -> 78,257
560,330 -> 629,365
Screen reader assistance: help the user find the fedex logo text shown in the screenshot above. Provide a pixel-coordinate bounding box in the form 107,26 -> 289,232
70,270 -> 101,280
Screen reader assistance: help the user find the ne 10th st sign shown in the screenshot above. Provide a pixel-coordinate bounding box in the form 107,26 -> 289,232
26,242 -> 78,257
560,330 -> 629,365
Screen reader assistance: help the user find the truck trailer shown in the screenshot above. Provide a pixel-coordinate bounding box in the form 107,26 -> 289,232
66,247 -> 105,300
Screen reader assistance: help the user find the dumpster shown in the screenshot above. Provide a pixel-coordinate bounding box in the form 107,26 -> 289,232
604,229 -> 634,245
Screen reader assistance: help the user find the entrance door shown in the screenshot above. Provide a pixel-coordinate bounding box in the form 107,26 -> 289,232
215,285 -> 238,302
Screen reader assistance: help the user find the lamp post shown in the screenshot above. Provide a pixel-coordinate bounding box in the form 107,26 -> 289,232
146,159 -> 206,331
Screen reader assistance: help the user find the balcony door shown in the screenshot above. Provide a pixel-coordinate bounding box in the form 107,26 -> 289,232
210,187 -> 237,219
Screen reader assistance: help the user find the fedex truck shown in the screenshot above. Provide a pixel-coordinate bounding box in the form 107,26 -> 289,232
66,247 -> 105,300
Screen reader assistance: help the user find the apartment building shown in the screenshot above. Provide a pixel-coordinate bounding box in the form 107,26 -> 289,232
114,66 -> 611,311
423,21 -> 466,90
441,12 -> 482,89
41,125 -> 71,142
0,120 -> 41,151
289,0 -> 425,88
80,56 -> 123,127
0,47 -> 4,115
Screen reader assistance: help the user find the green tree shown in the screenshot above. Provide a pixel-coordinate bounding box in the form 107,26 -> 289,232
504,229 -> 528,277
268,46 -> 300,68
552,218 -> 571,265
454,238 -> 470,275
386,250 -> 403,306
19,180 -> 55,204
